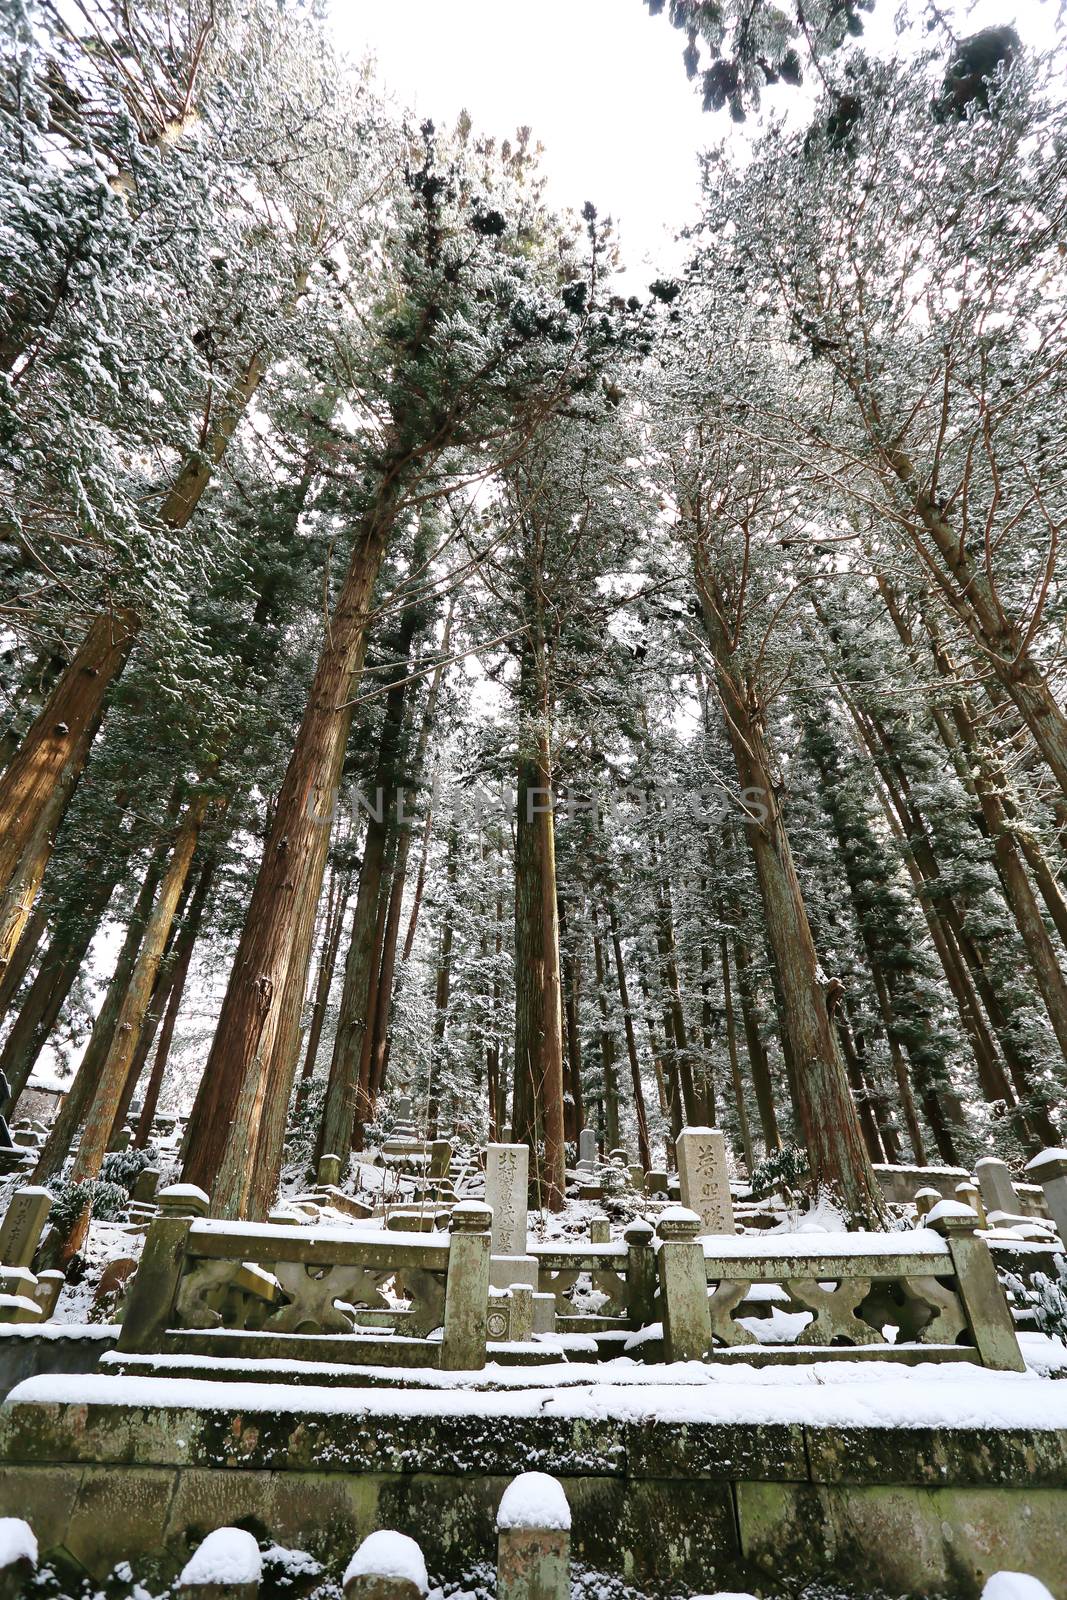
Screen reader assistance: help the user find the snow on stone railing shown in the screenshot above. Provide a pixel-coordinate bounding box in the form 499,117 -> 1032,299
530,1219 -> 655,1331
655,1204 -> 1025,1371
343,1531 -> 428,1600
116,1200 -> 492,1372
496,1473 -> 571,1600
179,1527 -> 262,1600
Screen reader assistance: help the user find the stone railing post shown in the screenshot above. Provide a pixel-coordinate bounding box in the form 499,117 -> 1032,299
343,1531 -> 428,1600
656,1207 -> 710,1362
0,1517 -> 37,1600
116,1211 -> 193,1354
914,1187 -> 942,1221
179,1527 -> 261,1600
441,1199 -> 491,1371
955,1180 -> 986,1227
1025,1149 -> 1067,1247
929,1201 -> 1025,1372
496,1472 -> 571,1600
623,1219 -> 655,1328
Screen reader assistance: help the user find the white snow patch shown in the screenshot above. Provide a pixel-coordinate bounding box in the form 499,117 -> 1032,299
179,1527 -> 262,1586
496,1471 -> 571,1531
0,1518 -> 37,1568
702,1230 -> 948,1259
982,1575 -> 1054,1600
343,1531 -> 427,1593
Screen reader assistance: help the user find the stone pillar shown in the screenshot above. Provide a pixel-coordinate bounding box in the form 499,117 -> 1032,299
975,1156 -> 1018,1219
441,1200 -> 492,1371
428,1139 -> 452,1181
496,1472 -> 571,1600
343,1532 -> 427,1600
676,1127 -> 734,1234
577,1127 -> 596,1171
1026,1148 -> 1067,1247
929,1201 -> 1025,1372
131,1167 -> 160,1204
317,1153 -> 342,1187
914,1186 -> 941,1220
624,1219 -> 656,1328
589,1218 -> 610,1245
0,1187 -> 51,1268
955,1180 -> 986,1227
179,1528 -> 261,1600
657,1206 -> 711,1362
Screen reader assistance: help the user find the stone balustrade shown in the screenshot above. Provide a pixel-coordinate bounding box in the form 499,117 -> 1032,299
656,1204 -> 1025,1370
530,1220 -> 655,1333
116,1199 -> 492,1371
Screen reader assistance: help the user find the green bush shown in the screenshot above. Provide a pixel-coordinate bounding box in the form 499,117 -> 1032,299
47,1178 -> 129,1232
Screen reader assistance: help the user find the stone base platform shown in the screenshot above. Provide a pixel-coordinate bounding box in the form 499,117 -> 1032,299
0,1366 -> 1065,1597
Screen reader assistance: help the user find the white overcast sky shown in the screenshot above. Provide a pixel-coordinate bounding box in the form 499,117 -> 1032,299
330,0 -> 1043,293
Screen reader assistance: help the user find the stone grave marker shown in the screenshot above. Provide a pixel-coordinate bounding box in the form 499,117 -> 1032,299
975,1156 -> 1018,1219
486,1143 -> 528,1257
577,1127 -> 596,1171
0,1186 -> 51,1268
676,1126 -> 734,1234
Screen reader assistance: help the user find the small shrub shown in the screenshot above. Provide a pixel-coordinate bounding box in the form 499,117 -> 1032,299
47,1178 -> 129,1232
751,1142 -> 808,1198
101,1145 -> 155,1193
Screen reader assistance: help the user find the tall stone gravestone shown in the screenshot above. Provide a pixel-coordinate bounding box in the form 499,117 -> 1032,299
0,1186 -> 52,1268
577,1128 -> 596,1173
486,1142 -> 535,1289
676,1127 -> 734,1235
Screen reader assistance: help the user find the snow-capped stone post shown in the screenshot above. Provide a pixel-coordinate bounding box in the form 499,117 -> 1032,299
179,1527 -> 261,1600
496,1472 -> 571,1600
657,1206 -> 711,1362
1025,1149 -> 1067,1247
927,1200 -> 1025,1372
156,1183 -> 211,1219
440,1199 -> 492,1370
343,1531 -> 428,1600
955,1180 -> 986,1227
0,1188 -> 51,1269
624,1218 -> 656,1327
0,1517 -> 37,1600
914,1186 -> 941,1220
975,1157 -> 1018,1221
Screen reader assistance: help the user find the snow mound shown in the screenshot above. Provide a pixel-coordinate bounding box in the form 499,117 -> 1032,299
690,1593 -> 758,1600
926,1199 -> 977,1226
179,1528 -> 262,1586
496,1471 -> 571,1531
982,1575 -> 1054,1600
343,1531 -> 427,1593
0,1518 -> 37,1567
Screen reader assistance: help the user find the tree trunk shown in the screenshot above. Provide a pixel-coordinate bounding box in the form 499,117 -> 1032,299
0,900 -> 47,1020
605,899 -> 652,1172
719,931 -> 754,1172
32,822 -> 176,1183
695,558 -> 885,1224
56,791 -> 210,1257
182,484 -> 399,1205
0,612 -> 136,988
732,930 -> 781,1155
590,913 -> 619,1151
